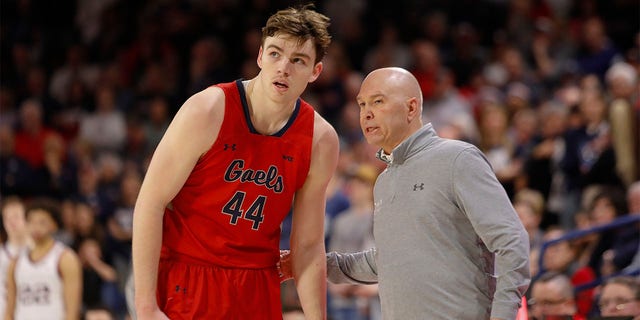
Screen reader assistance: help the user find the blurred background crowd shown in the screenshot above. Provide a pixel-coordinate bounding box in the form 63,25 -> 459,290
0,0 -> 639,319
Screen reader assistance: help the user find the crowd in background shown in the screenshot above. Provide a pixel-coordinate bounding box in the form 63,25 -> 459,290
0,0 -> 639,319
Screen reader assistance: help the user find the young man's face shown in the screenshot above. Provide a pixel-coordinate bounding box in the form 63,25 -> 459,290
257,34 -> 322,103
27,210 -> 57,243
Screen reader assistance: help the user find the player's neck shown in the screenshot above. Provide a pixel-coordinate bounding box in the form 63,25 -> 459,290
245,78 -> 297,135
30,237 -> 55,257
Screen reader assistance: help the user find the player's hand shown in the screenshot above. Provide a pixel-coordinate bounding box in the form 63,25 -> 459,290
278,249 -> 293,282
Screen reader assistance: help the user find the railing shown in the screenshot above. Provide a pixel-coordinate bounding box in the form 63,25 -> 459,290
536,213 -> 640,291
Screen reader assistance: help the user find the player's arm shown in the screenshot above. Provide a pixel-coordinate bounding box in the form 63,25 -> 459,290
5,259 -> 17,320
132,87 -> 224,319
59,249 -> 82,320
290,114 -> 339,320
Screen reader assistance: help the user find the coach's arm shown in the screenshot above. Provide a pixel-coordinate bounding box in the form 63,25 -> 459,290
327,248 -> 379,285
280,248 -> 378,285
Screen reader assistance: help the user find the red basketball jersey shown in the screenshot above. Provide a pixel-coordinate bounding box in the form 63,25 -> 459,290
160,80 -> 314,268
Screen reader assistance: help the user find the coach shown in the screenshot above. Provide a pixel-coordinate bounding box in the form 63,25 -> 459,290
284,67 -> 530,320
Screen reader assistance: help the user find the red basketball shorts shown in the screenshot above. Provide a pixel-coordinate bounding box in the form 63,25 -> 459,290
157,258 -> 282,319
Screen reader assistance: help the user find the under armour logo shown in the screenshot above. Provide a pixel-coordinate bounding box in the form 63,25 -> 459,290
282,155 -> 293,162
224,144 -> 236,151
413,183 -> 424,191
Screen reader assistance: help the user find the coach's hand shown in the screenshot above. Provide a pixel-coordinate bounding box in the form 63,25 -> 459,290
278,250 -> 293,282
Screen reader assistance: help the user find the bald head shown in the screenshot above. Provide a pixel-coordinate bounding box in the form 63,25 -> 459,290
363,67 -> 423,107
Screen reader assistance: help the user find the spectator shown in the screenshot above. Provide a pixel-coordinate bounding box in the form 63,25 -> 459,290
0,86 -> 19,128
95,153 -> 124,220
529,16 -> 577,87
49,44 -> 101,106
605,62 -> 638,187
106,171 -> 141,291
509,108 -> 538,180
362,23 -> 411,73
53,78 -> 91,143
513,188 -> 545,252
423,68 -> 478,142
586,187 -> 638,277
478,104 -> 520,198
448,22 -> 486,88
79,85 -> 127,154
0,124 -> 37,197
186,37 -> 230,96
409,40 -> 441,101
20,67 -> 62,124
597,276 -> 640,318
74,162 -> 116,222
323,171 -> 351,248
624,181 -> 640,272
497,47 -> 543,103
561,90 -> 623,229
56,198 -> 77,246
576,17 -> 622,81
77,238 -> 124,318
73,200 -> 106,253
504,82 -> 531,120
141,96 -> 170,155
530,272 -> 586,320
540,227 -> 596,317
41,133 -> 78,199
524,101 -> 569,223
13,99 -> 61,170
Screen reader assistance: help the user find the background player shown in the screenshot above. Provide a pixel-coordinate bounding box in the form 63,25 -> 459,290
5,200 -> 82,320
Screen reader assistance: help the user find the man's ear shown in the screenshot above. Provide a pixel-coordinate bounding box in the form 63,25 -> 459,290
308,61 -> 323,83
256,46 -> 264,69
406,97 -> 420,121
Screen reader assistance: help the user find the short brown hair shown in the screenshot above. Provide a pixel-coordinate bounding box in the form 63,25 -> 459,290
261,3 -> 331,63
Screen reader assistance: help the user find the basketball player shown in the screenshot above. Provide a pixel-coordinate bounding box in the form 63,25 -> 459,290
0,197 -> 31,317
131,4 -> 337,320
5,201 -> 82,320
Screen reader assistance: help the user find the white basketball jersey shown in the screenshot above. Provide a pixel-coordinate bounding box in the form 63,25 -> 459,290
0,243 -> 24,317
14,242 -> 66,320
